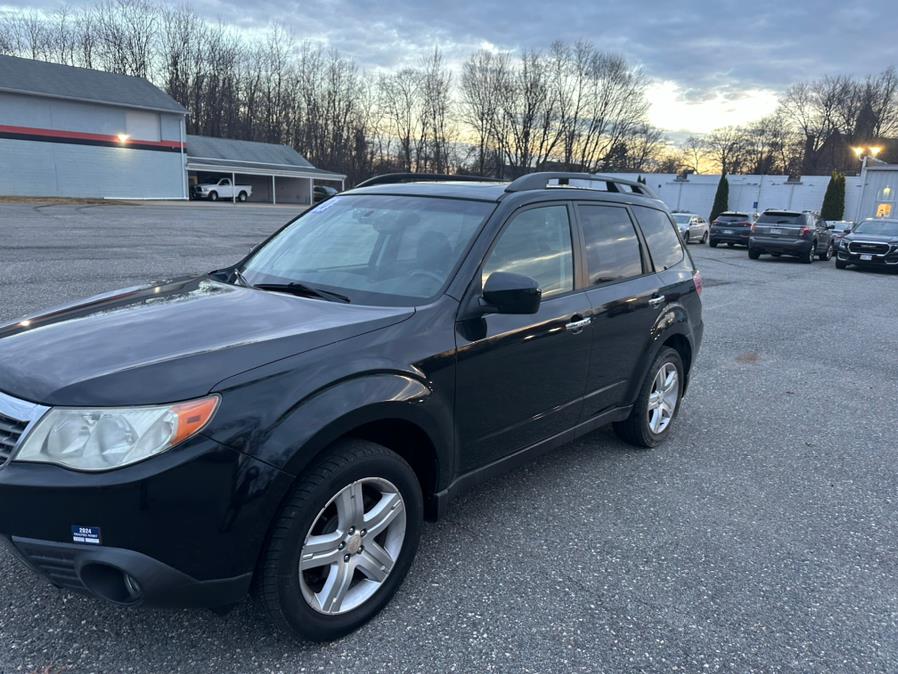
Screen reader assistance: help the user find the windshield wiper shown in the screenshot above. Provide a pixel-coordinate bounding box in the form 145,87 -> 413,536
253,282 -> 351,303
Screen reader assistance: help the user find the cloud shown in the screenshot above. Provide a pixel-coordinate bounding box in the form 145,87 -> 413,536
5,0 -> 897,133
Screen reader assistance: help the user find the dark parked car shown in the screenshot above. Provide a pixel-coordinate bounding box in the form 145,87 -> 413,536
313,185 -> 338,203
828,220 -> 855,252
835,217 -> 898,270
709,211 -> 754,247
748,210 -> 834,263
0,172 -> 703,642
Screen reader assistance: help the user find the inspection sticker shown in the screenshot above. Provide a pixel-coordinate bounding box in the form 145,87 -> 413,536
71,526 -> 101,545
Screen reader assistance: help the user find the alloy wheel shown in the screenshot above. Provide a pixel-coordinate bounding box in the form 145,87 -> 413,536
647,362 -> 678,434
299,477 -> 406,615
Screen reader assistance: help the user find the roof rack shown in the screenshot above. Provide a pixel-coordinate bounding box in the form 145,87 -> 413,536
354,173 -> 504,189
504,172 -> 659,199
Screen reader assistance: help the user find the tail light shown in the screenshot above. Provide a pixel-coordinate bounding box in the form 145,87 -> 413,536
750,223 -> 757,233
693,270 -> 703,296
800,226 -> 812,237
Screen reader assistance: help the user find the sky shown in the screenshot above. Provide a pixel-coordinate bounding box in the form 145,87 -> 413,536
4,0 -> 898,137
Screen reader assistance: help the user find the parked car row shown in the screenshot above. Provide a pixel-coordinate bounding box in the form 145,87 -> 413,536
704,208 -> 898,272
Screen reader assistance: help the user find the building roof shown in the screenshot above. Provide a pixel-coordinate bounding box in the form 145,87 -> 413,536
0,55 -> 186,114
185,134 -> 345,180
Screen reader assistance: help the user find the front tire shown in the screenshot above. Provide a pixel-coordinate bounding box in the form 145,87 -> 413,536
259,439 -> 423,642
208,191 -> 219,202
819,242 -> 833,261
835,259 -> 847,269
709,239 -> 718,248
701,231 -> 708,244
614,347 -> 684,448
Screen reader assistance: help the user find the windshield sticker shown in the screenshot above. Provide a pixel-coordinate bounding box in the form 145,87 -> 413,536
72,525 -> 101,545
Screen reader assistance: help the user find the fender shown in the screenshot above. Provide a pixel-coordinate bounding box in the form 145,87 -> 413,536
275,372 -> 452,481
207,370 -> 453,486
626,300 -> 696,403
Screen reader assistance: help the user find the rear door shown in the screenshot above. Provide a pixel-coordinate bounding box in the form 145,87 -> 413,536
455,203 -> 593,472
575,202 -> 662,417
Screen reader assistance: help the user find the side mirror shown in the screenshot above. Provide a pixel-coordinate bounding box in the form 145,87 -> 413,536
481,272 -> 541,315
843,227 -> 852,234
826,224 -> 835,230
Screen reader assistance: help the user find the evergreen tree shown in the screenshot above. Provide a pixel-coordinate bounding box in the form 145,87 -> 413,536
821,170 -> 846,221
710,173 -> 729,222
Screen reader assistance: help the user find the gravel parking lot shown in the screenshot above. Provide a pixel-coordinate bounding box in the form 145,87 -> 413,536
1,202 -> 897,673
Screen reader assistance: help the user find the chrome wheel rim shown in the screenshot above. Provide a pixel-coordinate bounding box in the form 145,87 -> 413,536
647,362 -> 678,434
299,477 -> 406,615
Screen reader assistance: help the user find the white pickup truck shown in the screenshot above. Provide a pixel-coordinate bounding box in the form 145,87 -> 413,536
192,178 -> 252,202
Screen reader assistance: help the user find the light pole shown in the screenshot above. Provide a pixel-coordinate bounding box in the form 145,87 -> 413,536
852,145 -> 883,223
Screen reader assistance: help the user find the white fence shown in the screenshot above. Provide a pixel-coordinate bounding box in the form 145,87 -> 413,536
605,172 -> 868,221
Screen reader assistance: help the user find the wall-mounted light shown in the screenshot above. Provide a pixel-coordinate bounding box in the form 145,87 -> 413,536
117,133 -> 130,144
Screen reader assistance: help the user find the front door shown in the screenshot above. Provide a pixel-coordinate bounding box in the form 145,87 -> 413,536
455,204 -> 592,473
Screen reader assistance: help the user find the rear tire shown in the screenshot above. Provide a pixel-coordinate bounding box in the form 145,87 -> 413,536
802,244 -> 815,264
614,347 -> 684,449
709,240 -> 718,248
727,243 -> 735,248
259,439 -> 423,642
748,248 -> 761,260
238,191 -> 248,202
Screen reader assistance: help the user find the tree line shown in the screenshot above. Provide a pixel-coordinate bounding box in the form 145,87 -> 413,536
673,70 -> 898,177
2,0 -> 896,184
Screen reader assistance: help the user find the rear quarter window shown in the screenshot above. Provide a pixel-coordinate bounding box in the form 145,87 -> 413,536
631,206 -> 684,272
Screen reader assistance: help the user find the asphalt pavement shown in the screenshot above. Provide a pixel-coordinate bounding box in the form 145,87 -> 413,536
1,202 -> 897,673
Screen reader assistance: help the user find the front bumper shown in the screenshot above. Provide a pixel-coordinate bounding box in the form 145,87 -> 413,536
0,434 -> 292,608
836,249 -> 898,266
749,237 -> 812,255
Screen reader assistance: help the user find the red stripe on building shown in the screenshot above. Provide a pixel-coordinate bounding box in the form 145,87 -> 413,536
0,124 -> 183,149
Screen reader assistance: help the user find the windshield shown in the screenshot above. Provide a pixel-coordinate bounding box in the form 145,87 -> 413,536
673,214 -> 692,224
241,195 -> 494,306
757,212 -> 803,225
854,219 -> 898,237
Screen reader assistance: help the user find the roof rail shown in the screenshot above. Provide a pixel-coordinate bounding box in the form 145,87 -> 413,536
354,172 -> 504,189
504,172 -> 659,199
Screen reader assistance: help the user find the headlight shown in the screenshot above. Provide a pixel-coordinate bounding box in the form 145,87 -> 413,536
840,239 -> 849,248
14,395 -> 219,471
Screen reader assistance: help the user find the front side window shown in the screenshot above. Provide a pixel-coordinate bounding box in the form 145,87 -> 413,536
578,204 -> 644,285
482,205 -> 573,298
631,206 -> 684,272
242,195 -> 493,306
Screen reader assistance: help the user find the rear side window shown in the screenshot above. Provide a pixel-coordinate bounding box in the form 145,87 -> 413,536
577,204 -> 644,285
631,206 -> 684,272
483,205 -> 573,298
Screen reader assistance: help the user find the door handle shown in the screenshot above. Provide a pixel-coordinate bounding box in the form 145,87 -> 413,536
565,317 -> 591,333
648,295 -> 665,307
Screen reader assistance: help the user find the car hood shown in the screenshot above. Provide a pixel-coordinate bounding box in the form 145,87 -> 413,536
844,233 -> 898,245
0,277 -> 412,406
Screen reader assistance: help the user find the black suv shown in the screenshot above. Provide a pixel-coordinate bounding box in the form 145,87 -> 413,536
835,217 -> 898,270
748,210 -> 834,263
0,172 -> 703,642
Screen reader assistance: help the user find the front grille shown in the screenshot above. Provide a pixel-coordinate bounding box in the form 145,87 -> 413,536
13,539 -> 87,592
0,412 -> 27,467
849,241 -> 890,255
